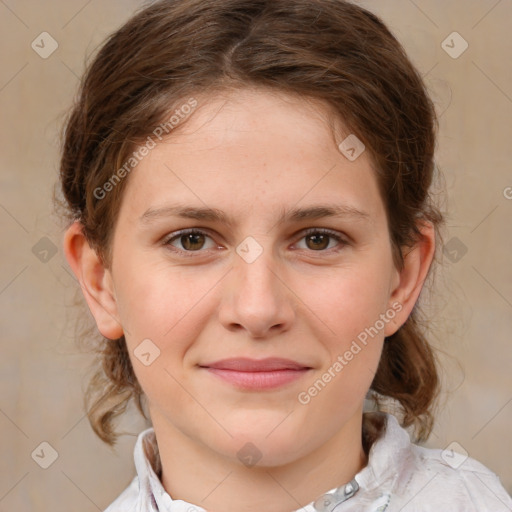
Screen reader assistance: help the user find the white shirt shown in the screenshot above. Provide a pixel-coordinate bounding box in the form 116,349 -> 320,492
104,412 -> 512,511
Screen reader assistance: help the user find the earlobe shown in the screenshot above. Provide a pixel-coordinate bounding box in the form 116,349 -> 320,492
63,221 -> 124,340
384,221 -> 436,337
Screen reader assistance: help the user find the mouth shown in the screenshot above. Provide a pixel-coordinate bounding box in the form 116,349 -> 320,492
199,357 -> 312,390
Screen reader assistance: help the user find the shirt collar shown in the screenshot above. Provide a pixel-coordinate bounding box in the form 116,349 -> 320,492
132,411 -> 413,511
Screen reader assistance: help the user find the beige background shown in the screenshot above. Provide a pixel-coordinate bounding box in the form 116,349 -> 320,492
0,0 -> 511,509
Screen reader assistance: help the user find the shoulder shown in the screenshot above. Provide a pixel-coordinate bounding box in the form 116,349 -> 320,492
358,413 -> 512,512
103,476 -> 139,512
383,414 -> 512,511
404,443 -> 512,511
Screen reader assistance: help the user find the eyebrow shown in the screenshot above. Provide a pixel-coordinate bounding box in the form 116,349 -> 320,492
139,203 -> 370,228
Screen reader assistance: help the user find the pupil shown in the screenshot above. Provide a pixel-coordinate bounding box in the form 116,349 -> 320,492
183,233 -> 204,250
308,234 -> 328,250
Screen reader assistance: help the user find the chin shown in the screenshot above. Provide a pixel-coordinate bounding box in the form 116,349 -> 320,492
216,416 -> 307,468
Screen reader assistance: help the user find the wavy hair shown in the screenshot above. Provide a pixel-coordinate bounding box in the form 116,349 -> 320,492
57,0 -> 444,445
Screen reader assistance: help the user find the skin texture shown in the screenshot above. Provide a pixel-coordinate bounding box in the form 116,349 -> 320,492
64,87 -> 435,512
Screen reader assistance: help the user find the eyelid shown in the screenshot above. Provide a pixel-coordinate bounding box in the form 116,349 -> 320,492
300,227 -> 349,244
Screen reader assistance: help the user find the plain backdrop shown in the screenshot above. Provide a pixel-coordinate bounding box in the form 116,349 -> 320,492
0,0 -> 511,509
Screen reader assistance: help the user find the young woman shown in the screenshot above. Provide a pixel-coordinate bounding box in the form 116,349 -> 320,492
58,0 -> 512,510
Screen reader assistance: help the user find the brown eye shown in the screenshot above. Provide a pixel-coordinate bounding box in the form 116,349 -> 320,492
165,230 -> 216,252
305,233 -> 330,251
295,229 -> 347,252
181,233 -> 206,251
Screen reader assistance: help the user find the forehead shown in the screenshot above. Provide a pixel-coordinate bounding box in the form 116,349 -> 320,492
167,87 -> 344,158
118,87 -> 385,226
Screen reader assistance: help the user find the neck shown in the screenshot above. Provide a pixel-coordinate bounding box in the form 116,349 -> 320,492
151,410 -> 368,512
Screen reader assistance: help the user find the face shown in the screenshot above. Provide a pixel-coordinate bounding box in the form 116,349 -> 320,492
104,88 -> 404,466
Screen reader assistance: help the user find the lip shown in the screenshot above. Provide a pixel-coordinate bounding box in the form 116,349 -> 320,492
199,357 -> 312,390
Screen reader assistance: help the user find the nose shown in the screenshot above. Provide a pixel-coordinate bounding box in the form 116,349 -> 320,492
217,247 -> 296,339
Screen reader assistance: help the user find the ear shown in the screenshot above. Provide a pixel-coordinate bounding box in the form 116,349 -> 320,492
384,221 -> 436,337
63,221 -> 124,340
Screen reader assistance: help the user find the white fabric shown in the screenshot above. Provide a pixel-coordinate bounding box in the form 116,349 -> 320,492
104,412 -> 512,511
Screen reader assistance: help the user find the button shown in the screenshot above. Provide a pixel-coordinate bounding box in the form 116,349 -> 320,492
343,479 -> 359,498
313,479 -> 359,511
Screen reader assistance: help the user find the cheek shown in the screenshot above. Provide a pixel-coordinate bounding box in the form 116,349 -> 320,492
115,265 -> 215,415
113,257 -> 221,365
295,265 -> 389,422
303,261 -> 394,351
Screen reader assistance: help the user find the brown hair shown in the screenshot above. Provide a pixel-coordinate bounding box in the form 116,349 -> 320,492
58,0 -> 444,445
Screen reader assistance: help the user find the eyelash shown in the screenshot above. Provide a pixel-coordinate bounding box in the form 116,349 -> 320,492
162,228 -> 349,257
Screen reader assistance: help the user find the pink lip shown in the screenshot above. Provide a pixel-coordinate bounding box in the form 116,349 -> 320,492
200,358 -> 311,390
